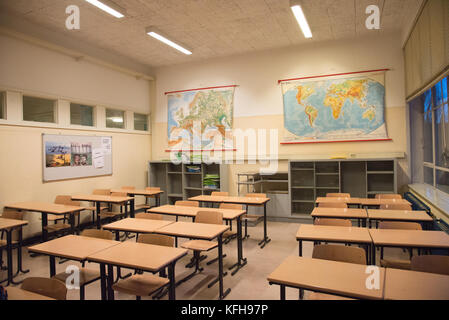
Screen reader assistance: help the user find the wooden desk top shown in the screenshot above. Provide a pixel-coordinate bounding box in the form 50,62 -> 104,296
296,224 -> 372,243
71,194 -> 133,203
369,229 -> 449,248
367,209 -> 433,222
0,218 -> 28,230
315,197 -> 411,206
5,287 -> 55,300
87,242 -> 188,272
5,202 -> 84,214
311,207 -> 368,219
102,218 -> 174,233
384,268 -> 449,300
148,205 -> 246,220
267,256 -> 385,300
28,235 -> 120,261
110,189 -> 164,196
189,195 -> 270,205
154,221 -> 229,240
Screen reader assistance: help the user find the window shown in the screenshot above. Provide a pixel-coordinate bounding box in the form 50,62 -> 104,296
134,113 -> 148,131
410,75 -> 449,193
106,108 -> 125,129
0,92 -> 5,119
23,96 -> 55,123
70,103 -> 94,126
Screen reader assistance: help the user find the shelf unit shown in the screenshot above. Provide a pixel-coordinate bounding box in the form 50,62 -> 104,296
237,172 -> 289,195
289,159 -> 397,216
148,161 -> 229,205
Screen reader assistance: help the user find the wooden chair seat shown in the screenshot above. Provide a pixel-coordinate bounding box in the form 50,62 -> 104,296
43,223 -> 71,232
83,206 -> 108,212
136,204 -> 151,210
380,259 -> 411,270
223,230 -> 237,238
0,239 -> 18,246
243,214 -> 262,222
308,292 -> 354,300
112,274 -> 169,297
53,268 -> 100,286
181,240 -> 218,251
98,211 -> 123,219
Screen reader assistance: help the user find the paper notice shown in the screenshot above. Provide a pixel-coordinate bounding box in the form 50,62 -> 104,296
101,137 -> 112,155
93,149 -> 105,169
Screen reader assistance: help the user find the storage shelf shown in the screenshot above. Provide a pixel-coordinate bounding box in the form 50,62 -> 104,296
291,168 -> 315,171
168,194 -> 183,197
167,172 -> 182,174
184,187 -> 203,191
292,200 -> 315,203
367,171 -> 394,174
184,172 -> 202,175
291,186 -> 315,189
316,173 -> 339,176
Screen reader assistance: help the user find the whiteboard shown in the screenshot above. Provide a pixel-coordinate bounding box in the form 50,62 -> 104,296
42,134 -> 112,182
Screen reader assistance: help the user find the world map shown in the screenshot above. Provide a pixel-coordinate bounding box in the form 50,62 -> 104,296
282,75 -> 387,142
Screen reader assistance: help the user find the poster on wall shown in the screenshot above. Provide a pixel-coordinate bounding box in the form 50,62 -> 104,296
43,134 -> 112,182
280,70 -> 390,144
166,85 -> 236,151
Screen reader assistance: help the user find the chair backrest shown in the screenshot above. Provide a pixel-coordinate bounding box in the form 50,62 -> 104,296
122,186 -> 135,190
137,234 -> 174,247
378,221 -> 422,230
314,218 -> 352,227
411,255 -> 449,275
245,193 -> 266,198
111,192 -> 127,197
375,194 -> 402,199
326,193 -> 350,198
379,204 -> 412,210
211,191 -> 229,196
145,187 -> 161,192
21,277 -> 67,300
81,229 -> 113,240
1,208 -> 24,220
318,202 -> 348,208
93,189 -> 111,196
219,203 -> 243,210
312,244 -> 366,265
175,200 -> 199,207
54,195 -> 80,207
135,212 -> 163,220
196,211 -> 223,225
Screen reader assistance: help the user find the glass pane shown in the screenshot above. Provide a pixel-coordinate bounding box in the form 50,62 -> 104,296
424,166 -> 434,186
134,113 -> 148,131
23,96 -> 55,123
424,89 -> 432,112
106,109 -> 125,129
435,105 -> 449,168
70,103 -> 94,126
442,77 -> 448,104
0,92 -> 5,119
436,169 -> 449,193
423,110 -> 433,163
434,81 -> 443,107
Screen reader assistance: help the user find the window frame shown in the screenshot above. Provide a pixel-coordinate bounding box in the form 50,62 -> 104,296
70,102 -> 95,127
133,112 -> 149,131
22,95 -> 57,124
0,91 -> 5,120
105,108 -> 126,129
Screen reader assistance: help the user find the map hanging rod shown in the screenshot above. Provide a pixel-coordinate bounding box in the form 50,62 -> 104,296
277,68 -> 390,85
165,85 -> 239,95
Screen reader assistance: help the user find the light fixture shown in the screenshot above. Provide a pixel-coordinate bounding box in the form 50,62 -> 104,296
146,27 -> 192,55
111,117 -> 123,123
85,0 -> 125,18
290,0 -> 312,38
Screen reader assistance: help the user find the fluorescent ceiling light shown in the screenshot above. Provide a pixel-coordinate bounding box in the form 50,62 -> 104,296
85,0 -> 125,18
146,28 -> 192,55
110,117 -> 123,123
290,4 -> 312,38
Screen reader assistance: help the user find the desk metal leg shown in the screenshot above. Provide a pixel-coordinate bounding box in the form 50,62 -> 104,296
258,203 -> 271,248
280,285 -> 286,300
113,232 -> 131,281
49,256 -> 56,277
298,240 -> 303,256
42,212 -> 48,242
3,230 -> 13,286
372,245 -> 376,265
96,202 -> 101,229
218,235 -> 231,300
130,199 -> 135,218
100,263 -> 107,300
16,229 -> 29,275
168,262 -> 176,300
107,264 -> 114,300
229,216 -> 247,276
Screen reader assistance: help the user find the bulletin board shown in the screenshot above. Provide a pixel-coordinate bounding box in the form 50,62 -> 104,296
42,134 -> 112,182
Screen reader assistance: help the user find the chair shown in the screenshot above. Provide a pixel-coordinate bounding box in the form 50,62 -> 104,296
242,193 -> 266,240
98,192 -> 127,225
211,191 -> 229,196
175,200 -> 199,207
314,218 -> 352,227
137,187 -> 162,210
318,202 -> 348,208
378,221 -> 422,270
326,193 -> 350,198
135,212 -> 163,220
21,277 -> 67,300
308,244 -> 366,300
84,189 -> 111,225
375,194 -> 402,199
41,196 -> 79,238
379,204 -> 412,210
112,234 -> 173,300
411,255 -> 449,275
179,211 -> 225,285
52,229 -> 113,300
219,203 -> 241,244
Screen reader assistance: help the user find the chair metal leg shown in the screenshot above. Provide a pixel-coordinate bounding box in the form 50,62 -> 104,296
206,254 -> 227,265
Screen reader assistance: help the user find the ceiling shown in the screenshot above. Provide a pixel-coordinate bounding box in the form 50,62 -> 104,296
0,0 -> 422,68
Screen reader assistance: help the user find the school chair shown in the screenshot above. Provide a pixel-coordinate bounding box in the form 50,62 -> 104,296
21,277 -> 67,300
98,192 -> 128,226
411,255 -> 449,275
314,218 -> 352,227
136,187 -> 162,210
242,193 -> 265,240
211,191 -> 229,196
379,203 -> 412,210
175,200 -> 199,207
318,202 -> 348,208
326,193 -> 350,198
375,194 -> 402,199
219,203 -> 241,244
135,212 -> 164,241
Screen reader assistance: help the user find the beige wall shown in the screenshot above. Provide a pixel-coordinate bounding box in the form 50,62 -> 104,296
151,32 -> 408,194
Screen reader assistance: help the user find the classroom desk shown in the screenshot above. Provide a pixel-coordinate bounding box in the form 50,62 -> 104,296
311,207 -> 368,226
0,218 -> 28,286
148,205 -> 247,275
28,234 -> 120,299
315,197 -> 411,208
87,241 -> 187,300
369,229 -> 449,265
71,194 -> 134,229
153,221 -> 230,300
296,224 -> 373,264
110,189 -> 164,207
383,268 -> 449,300
5,287 -> 55,300
5,202 -> 84,242
102,218 -> 174,236
367,209 -> 433,229
267,256 -> 385,300
189,195 -> 271,249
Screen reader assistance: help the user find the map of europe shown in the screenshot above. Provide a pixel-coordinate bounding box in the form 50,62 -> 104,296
282,75 -> 388,142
